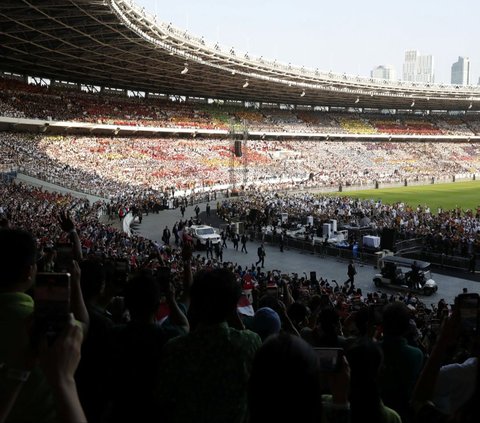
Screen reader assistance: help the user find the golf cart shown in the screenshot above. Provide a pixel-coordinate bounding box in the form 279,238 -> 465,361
373,256 -> 438,296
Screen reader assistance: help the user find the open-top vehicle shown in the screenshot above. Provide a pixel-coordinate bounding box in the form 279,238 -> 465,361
373,256 -> 438,296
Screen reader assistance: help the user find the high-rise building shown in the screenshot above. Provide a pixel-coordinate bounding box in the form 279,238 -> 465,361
451,57 -> 470,85
402,50 -> 434,83
403,50 -> 418,82
371,65 -> 396,80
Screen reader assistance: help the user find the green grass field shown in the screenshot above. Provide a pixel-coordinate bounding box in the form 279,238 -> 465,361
337,181 -> 480,213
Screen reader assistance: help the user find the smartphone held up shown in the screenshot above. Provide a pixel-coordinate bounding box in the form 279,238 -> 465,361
314,347 -> 344,372
455,293 -> 480,336
31,272 -> 71,346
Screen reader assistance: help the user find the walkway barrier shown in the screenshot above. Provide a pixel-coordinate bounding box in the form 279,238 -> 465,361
403,251 -> 470,272
247,229 -> 378,266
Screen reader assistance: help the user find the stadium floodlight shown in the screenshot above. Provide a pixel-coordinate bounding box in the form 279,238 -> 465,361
355,97 -> 360,104
243,79 -> 249,88
181,63 -> 189,75
300,90 -> 306,97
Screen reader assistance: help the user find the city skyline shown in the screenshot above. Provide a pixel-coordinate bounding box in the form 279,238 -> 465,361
136,0 -> 479,85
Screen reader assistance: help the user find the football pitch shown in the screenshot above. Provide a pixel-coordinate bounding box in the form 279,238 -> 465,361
339,180 -> 480,213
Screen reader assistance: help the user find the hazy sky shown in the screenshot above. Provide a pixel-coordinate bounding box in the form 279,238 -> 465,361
135,0 -> 479,84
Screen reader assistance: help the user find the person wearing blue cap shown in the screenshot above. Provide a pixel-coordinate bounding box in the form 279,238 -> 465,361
251,307 -> 281,342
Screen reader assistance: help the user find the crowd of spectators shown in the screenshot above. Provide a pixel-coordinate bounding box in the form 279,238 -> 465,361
1,175 -> 479,423
3,76 -> 480,423
2,77 -> 480,136
218,191 -> 480,258
2,132 -> 480,203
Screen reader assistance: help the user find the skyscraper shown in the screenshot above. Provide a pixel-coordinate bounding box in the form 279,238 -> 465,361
371,65 -> 396,80
402,50 -> 434,83
451,57 -> 470,85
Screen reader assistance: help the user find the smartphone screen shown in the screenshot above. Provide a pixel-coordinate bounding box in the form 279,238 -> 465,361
33,273 -> 71,345
55,243 -> 73,272
456,293 -> 480,335
314,348 -> 343,372
266,286 -> 278,298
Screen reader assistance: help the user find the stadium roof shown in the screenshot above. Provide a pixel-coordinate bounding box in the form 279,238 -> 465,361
2,0 -> 480,112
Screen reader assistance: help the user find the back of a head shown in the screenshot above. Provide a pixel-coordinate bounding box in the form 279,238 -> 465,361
382,301 -> 411,337
0,228 -> 36,290
346,334 -> 384,422
188,268 -> 241,325
80,259 -> 106,301
248,333 -> 322,423
124,271 -> 161,321
319,307 -> 340,334
346,337 -> 383,387
287,302 -> 309,327
251,307 -> 281,341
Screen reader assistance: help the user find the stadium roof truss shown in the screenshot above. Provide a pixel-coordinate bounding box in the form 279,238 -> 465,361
1,0 -> 480,112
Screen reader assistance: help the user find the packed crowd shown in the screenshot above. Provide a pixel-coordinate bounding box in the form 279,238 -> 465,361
2,77 -> 480,136
3,74 -> 480,423
2,132 -> 480,201
1,175 -> 479,423
218,192 -> 480,257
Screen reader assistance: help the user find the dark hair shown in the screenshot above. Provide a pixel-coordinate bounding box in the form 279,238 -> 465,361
346,338 -> 384,423
0,229 -> 36,288
287,302 -> 309,327
319,307 -> 340,334
188,268 -> 241,325
382,302 -> 411,337
124,271 -> 161,320
80,259 -> 106,300
248,333 -> 322,423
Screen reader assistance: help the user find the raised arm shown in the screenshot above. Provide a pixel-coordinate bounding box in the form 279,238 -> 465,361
69,261 -> 89,334
411,310 -> 459,407
58,211 -> 82,262
165,282 -> 189,332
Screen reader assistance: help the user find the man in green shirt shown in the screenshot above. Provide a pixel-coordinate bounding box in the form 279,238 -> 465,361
0,227 -> 89,423
0,229 -> 57,423
157,268 -> 261,423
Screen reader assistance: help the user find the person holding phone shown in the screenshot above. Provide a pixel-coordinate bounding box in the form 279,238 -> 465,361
418,294 -> 480,420
248,333 -> 350,423
0,229 -> 88,423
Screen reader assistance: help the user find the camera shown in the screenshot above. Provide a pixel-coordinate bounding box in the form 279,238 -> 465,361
55,242 -> 73,272
31,272 -> 71,346
314,347 -> 344,372
455,293 -> 480,335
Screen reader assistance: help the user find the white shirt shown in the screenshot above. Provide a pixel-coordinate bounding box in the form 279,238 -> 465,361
432,356 -> 478,415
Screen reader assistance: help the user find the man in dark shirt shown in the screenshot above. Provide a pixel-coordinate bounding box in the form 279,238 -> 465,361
241,234 -> 248,254
346,260 -> 356,288
256,244 -> 266,268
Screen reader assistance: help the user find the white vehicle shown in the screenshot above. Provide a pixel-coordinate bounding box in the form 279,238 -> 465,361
185,225 -> 221,248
